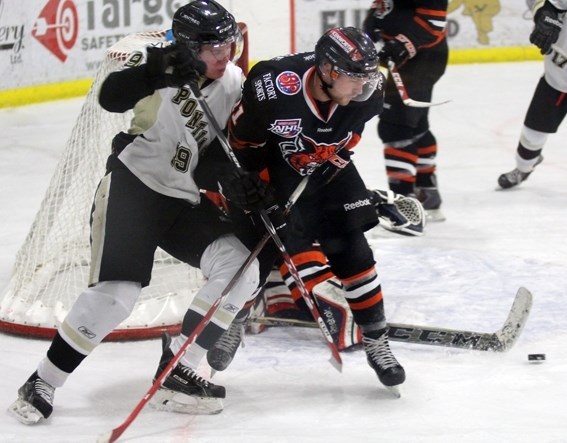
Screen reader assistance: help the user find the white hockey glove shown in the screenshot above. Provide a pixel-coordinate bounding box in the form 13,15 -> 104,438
369,189 -> 426,236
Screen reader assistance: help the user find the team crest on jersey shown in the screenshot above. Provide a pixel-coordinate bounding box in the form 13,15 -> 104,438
269,118 -> 302,138
276,71 -> 302,95
280,131 -> 353,176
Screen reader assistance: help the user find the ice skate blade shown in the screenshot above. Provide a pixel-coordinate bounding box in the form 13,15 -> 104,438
425,208 -> 445,222
7,398 -> 46,425
385,385 -> 401,398
149,388 -> 224,415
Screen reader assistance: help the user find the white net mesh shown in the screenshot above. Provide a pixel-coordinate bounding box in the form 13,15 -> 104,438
0,31 -> 231,339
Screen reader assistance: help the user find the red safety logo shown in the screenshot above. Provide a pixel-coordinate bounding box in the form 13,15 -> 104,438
32,0 -> 78,62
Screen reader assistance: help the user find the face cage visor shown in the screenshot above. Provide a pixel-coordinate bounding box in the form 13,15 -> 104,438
195,28 -> 244,64
333,66 -> 380,102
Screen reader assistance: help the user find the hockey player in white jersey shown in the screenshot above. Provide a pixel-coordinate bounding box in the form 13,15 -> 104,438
8,0 -> 261,424
498,0 -> 567,188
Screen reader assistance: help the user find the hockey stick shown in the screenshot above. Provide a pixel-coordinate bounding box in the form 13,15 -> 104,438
97,88 -> 309,443
251,287 -> 532,352
387,60 -> 450,108
98,178 -> 309,443
188,81 -> 343,372
97,250 -> 259,443
258,209 -> 343,371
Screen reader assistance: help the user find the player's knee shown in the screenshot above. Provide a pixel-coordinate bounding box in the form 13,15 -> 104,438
322,231 -> 375,279
60,281 -> 141,353
202,235 -> 259,284
417,129 -> 435,147
201,234 -> 260,308
378,121 -> 415,145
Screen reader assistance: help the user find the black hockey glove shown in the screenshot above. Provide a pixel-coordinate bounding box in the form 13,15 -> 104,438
218,167 -> 270,211
362,10 -> 382,42
145,44 -> 207,89
530,1 -> 563,55
379,35 -> 416,67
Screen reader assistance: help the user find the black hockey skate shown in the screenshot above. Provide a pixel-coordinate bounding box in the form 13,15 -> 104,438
150,333 -> 225,414
416,187 -> 445,222
7,371 -> 55,425
498,155 -> 543,189
363,329 -> 406,397
207,316 -> 246,372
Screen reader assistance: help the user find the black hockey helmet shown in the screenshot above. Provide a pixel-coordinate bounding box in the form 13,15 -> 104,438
315,27 -> 379,76
315,27 -> 380,101
172,0 -> 242,59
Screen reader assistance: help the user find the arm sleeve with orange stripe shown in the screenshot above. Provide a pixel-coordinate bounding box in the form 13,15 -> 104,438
404,1 -> 448,50
368,0 -> 448,51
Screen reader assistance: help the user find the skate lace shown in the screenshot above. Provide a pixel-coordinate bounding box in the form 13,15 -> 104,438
216,321 -> 245,353
362,334 -> 399,370
33,378 -> 55,404
178,365 -> 211,388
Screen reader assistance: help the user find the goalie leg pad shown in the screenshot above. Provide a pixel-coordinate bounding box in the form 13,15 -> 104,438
264,269 -> 311,320
313,279 -> 362,351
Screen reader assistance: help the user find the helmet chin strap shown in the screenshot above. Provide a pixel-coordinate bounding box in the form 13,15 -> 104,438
315,66 -> 334,100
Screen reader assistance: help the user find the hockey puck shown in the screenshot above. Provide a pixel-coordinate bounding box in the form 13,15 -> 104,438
528,354 -> 546,362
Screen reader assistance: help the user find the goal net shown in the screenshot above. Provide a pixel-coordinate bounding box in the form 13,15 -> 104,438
0,25 -> 249,341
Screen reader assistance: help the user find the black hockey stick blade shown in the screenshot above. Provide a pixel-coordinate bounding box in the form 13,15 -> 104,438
251,287 -> 533,352
387,287 -> 532,351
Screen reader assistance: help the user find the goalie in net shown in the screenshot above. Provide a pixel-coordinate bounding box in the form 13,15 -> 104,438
8,0 -> 261,424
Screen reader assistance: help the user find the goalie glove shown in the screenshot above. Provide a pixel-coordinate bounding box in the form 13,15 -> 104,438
369,189 -> 426,236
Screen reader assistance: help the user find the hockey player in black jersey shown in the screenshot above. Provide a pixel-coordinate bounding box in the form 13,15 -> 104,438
9,0 -> 259,424
363,0 -> 449,221
217,27 -> 406,393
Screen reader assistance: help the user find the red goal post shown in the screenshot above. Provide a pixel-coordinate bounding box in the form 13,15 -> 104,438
0,24 -> 249,341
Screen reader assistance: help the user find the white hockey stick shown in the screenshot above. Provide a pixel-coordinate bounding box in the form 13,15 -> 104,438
188,81 -> 343,372
387,60 -> 450,108
251,287 -> 532,352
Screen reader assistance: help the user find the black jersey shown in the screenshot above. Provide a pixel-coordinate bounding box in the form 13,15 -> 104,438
365,0 -> 448,50
228,51 -> 385,202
